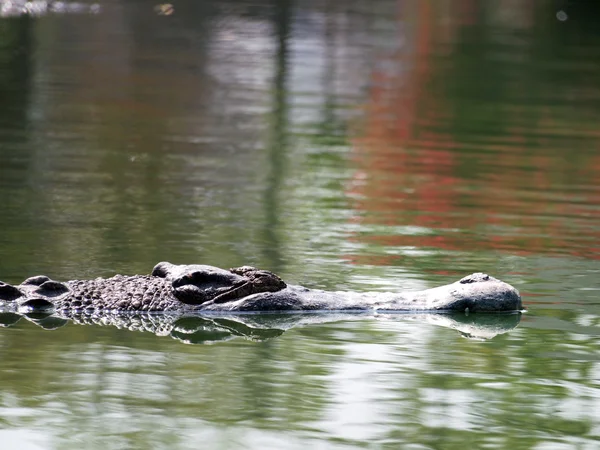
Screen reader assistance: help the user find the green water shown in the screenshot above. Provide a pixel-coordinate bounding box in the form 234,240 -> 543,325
1,0 -> 599,448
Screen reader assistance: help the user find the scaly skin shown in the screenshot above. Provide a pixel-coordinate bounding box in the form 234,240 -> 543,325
0,262 -> 522,314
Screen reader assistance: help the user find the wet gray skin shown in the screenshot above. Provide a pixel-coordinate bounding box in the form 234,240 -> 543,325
0,262 -> 522,315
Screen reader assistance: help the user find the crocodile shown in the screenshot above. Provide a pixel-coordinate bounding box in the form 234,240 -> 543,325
0,262 -> 521,314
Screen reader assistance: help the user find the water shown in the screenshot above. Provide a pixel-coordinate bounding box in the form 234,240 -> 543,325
1,0 -> 599,448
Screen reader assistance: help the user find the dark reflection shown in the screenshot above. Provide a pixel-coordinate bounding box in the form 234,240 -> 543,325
262,0 -> 292,272
22,312 -> 69,330
0,311 -> 22,327
0,16 -> 35,274
0,16 -> 31,127
0,310 -> 521,343
170,315 -> 286,343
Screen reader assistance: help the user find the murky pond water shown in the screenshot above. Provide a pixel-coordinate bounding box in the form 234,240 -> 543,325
1,0 -> 599,448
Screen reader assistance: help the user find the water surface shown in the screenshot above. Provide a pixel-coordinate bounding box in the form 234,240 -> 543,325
1,0 -> 599,448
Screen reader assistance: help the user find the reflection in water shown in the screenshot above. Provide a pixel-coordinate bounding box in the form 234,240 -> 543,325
1,0 -> 600,448
0,308 -> 596,449
0,310 -> 522,343
262,0 -> 292,272
0,0 -> 100,17
350,0 -> 600,268
1,0 -> 596,280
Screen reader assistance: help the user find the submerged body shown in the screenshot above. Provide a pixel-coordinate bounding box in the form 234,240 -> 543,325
0,262 -> 522,314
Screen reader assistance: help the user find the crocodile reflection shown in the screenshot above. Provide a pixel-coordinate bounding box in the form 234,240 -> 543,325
0,310 -> 522,343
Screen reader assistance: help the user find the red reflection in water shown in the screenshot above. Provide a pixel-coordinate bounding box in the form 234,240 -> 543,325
348,1 -> 600,262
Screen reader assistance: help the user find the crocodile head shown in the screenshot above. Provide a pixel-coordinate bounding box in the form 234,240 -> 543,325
151,262 -> 287,305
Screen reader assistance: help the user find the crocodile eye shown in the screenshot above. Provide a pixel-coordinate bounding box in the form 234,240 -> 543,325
172,271 -> 237,289
172,284 -> 208,305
